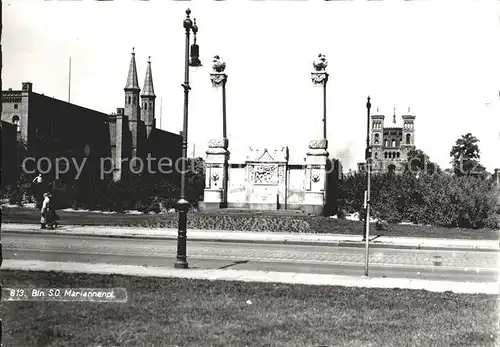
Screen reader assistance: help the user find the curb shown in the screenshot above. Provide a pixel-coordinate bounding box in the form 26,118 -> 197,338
3,229 -> 499,252
2,260 -> 498,294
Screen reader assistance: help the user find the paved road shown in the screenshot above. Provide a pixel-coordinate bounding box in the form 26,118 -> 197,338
2,232 -> 498,283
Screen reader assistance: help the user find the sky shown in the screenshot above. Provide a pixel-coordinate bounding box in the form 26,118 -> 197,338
3,0 -> 500,172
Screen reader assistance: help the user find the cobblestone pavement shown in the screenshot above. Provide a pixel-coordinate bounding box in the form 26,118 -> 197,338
4,233 -> 498,271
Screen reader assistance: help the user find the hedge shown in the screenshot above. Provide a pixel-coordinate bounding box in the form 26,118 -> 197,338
3,157 -> 499,230
337,171 -> 500,229
1,158 -> 206,214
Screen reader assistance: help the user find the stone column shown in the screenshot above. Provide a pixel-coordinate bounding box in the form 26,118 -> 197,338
304,54 -> 330,215
200,56 -> 230,210
311,53 -> 329,140
202,139 -> 230,209
304,139 -> 329,215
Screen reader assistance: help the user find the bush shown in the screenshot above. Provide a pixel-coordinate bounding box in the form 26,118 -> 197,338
2,156 -> 206,214
337,171 -> 499,230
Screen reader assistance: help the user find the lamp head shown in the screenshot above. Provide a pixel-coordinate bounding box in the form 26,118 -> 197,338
189,43 -> 202,67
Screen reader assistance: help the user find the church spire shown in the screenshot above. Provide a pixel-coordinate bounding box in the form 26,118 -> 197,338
141,56 -> 155,97
125,47 -> 140,90
393,106 -> 396,124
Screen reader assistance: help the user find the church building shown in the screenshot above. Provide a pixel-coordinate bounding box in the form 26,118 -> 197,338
358,108 -> 416,174
1,49 -> 181,184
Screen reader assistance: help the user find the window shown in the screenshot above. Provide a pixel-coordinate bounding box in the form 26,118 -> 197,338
127,96 -> 131,104
133,96 -> 136,105
391,139 -> 396,147
149,102 -> 152,109
12,115 -> 20,132
406,134 -> 411,144
397,152 -> 400,158
144,103 -> 148,110
374,134 -> 380,144
14,104 -> 18,109
384,139 -> 388,147
384,152 -> 388,159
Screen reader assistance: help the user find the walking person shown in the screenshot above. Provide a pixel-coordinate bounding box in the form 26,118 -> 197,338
40,192 -> 50,229
44,192 -> 59,229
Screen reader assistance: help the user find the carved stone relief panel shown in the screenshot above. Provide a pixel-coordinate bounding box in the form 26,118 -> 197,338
249,164 -> 278,185
311,172 -> 321,183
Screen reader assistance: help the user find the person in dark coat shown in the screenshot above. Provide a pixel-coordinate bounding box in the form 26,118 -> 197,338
40,192 -> 50,229
41,192 -> 59,229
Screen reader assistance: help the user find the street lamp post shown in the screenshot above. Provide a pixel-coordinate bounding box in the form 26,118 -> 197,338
175,8 -> 202,269
364,96 -> 372,276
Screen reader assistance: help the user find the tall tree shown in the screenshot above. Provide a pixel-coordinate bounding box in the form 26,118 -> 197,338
450,133 -> 486,177
405,148 -> 440,176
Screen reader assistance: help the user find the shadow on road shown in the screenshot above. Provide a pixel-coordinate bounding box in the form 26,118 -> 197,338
218,260 -> 249,270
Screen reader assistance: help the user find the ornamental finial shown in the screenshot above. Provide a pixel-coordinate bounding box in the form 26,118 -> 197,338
313,53 -> 328,72
212,55 -> 226,73
193,18 -> 198,33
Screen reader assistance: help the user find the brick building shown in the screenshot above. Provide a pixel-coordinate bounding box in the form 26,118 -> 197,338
1,121 -> 18,186
358,108 -> 416,174
1,49 -> 181,183
1,81 -> 112,184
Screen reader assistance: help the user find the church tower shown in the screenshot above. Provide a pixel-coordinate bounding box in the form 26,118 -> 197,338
124,48 -> 141,156
401,107 -> 416,156
370,107 -> 385,173
141,57 -> 156,138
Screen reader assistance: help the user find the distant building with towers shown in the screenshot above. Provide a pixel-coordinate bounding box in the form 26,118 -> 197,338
108,48 -> 181,181
358,107 -> 416,174
1,48 -> 181,184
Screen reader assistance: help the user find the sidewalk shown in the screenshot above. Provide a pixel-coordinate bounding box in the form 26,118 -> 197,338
2,223 -> 499,251
2,259 -> 497,294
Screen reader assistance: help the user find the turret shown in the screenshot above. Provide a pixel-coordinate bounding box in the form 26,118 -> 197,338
141,56 -> 156,138
402,107 -> 416,147
124,48 -> 141,155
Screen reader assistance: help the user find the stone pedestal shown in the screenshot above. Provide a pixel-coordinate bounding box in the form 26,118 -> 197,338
243,147 -> 288,210
303,139 -> 329,215
199,139 -> 230,211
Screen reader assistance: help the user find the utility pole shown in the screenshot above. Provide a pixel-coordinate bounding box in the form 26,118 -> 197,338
364,96 -> 372,276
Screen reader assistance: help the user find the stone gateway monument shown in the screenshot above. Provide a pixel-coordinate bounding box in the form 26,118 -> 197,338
199,54 -> 338,216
